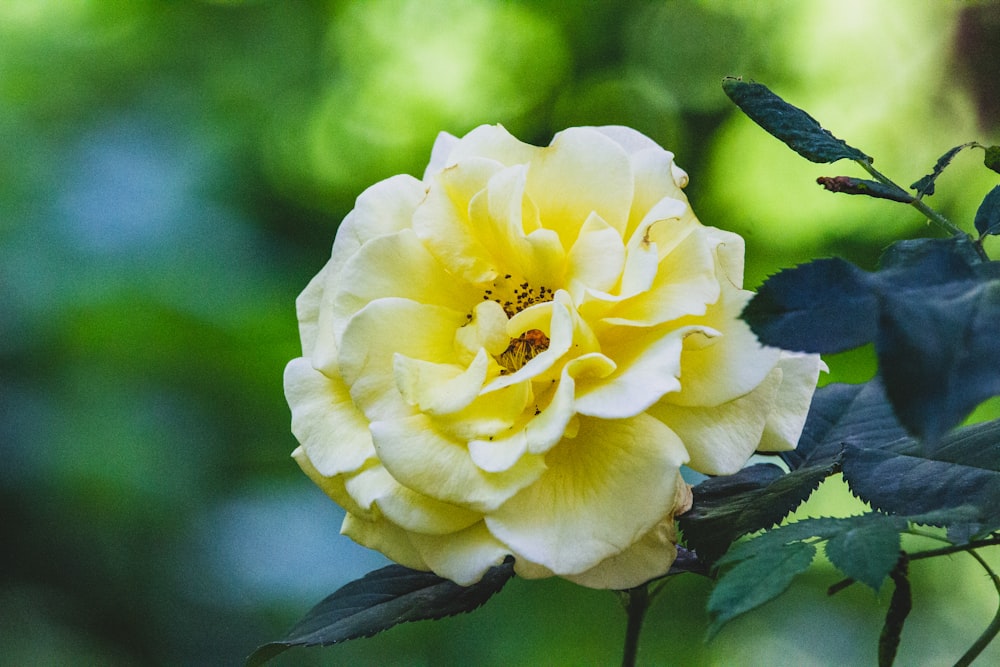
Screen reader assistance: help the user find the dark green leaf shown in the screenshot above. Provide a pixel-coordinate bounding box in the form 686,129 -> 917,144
681,461 -> 838,564
707,540 -> 816,639
974,185 -> 1000,237
876,278 -> 1000,442
783,379 -> 907,469
878,560 -> 911,667
823,515 -> 901,591
722,78 -> 869,163
909,143 -> 977,197
876,236 -> 981,282
841,437 -> 1000,534
985,145 -> 1000,175
246,560 -> 515,666
818,176 -> 913,202
741,258 -> 876,354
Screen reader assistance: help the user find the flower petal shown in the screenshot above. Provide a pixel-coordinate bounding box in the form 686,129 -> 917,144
563,514 -> 678,589
341,512 -> 428,572
486,413 -> 688,575
285,357 -> 375,477
437,124 -> 539,169
339,298 -> 467,421
371,414 -> 547,513
566,212 -> 627,297
394,348 -> 489,415
407,522 -> 512,586
758,352 -> 826,452
527,127 -> 634,247
649,366 -> 782,475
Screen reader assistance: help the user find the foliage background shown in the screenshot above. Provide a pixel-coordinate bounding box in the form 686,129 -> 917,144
2,1 -> 999,664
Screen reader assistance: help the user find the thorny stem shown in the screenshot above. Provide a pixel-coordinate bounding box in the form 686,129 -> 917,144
953,550 -> 1000,667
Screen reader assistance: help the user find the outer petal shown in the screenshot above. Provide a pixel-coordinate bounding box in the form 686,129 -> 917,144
341,512 -> 428,572
285,357 -> 374,477
407,521 -> 512,586
564,514 -> 677,589
758,352 -> 827,452
649,366 -> 783,475
370,414 -> 547,513
486,413 -> 688,575
666,282 -> 781,408
438,124 -> 539,169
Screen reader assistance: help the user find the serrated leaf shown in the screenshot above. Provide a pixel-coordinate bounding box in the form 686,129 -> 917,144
722,78 -> 869,163
818,176 -> 913,202
681,461 -> 838,564
824,515 -> 901,591
246,560 -> 515,666
841,436 -> 1000,534
876,278 -> 1000,442
741,258 -> 877,354
784,379 -> 908,469
909,143 -> 976,198
707,540 -> 816,638
974,185 -> 1000,236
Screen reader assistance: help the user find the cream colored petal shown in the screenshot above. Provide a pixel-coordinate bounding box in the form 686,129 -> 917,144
285,357 -> 375,477
424,130 -> 460,177
486,413 -> 688,575
338,298 -> 467,422
606,224 -> 720,327
563,514 -> 678,590
434,379 -> 532,442
292,446 -> 371,519
341,512 -> 428,572
344,464 -> 482,535
649,366 -> 783,475
394,348 -> 489,416
454,299 -> 511,359
332,229 -> 479,329
295,260 -> 329,357
667,282 -> 781,408
526,127 -> 634,247
412,156 -> 504,284
370,414 -> 547,513
621,145 -> 689,242
407,521 -> 512,586
565,212 -> 627,297
574,325 -> 689,419
758,352 -> 826,452
617,197 -> 690,299
705,226 -> 745,290
440,124 -> 539,168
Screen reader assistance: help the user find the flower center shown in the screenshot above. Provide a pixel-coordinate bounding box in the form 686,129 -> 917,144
498,328 -> 550,375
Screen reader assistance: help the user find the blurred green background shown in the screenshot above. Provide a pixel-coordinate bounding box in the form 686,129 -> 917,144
3,1 -> 1000,665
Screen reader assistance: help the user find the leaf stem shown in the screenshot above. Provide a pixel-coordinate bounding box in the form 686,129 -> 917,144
953,549 -> 1000,667
856,160 -> 967,238
619,584 -> 651,667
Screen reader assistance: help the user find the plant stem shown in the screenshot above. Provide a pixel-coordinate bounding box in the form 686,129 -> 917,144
856,160 -> 967,238
953,550 -> 1000,667
620,584 -> 651,667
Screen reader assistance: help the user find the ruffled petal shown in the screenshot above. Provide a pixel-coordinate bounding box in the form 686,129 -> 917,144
407,521 -> 512,586
486,414 -> 688,575
527,127 -> 634,247
437,124 -> 539,169
341,512 -> 428,571
339,298 -> 467,421
285,358 -> 375,477
649,366 -> 783,475
370,414 -> 547,513
758,352 -> 827,452
566,212 -> 627,298
394,348 -> 489,415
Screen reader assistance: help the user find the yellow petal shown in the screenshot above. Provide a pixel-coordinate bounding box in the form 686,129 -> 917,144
758,352 -> 827,452
486,414 -> 688,575
341,511 -> 428,572
565,212 -> 627,297
407,521 -> 512,586
394,348 -> 489,415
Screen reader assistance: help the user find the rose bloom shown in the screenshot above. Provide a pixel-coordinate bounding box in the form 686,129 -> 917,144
285,125 -> 823,589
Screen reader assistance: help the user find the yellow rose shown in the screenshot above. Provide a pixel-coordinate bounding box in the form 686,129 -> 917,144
285,125 -> 823,589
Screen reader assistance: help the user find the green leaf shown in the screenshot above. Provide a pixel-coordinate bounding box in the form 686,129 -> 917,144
984,145 -> 1000,175
707,540 -> 816,639
741,258 -> 877,354
784,379 -> 908,469
722,78 -> 869,163
841,421 -> 1000,535
817,176 -> 913,202
909,143 -> 977,197
823,515 -> 901,591
246,559 -> 515,666
681,461 -> 839,564
974,185 -> 1000,237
